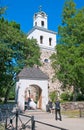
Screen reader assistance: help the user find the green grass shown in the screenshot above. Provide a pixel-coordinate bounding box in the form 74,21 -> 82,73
62,109 -> 80,118
0,123 -> 5,130
0,100 -> 15,104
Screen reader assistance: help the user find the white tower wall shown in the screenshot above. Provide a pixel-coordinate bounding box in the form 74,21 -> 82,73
33,12 -> 47,29
27,29 -> 56,49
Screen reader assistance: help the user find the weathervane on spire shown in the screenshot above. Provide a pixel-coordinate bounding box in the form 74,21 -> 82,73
39,5 -> 42,12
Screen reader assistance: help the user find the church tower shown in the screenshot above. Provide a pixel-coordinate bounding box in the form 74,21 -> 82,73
33,8 -> 47,29
27,8 -> 61,93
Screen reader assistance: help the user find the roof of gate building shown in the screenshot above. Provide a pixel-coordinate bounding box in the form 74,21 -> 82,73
17,67 -> 49,80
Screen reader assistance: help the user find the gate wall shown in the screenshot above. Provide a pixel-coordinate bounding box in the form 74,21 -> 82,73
16,79 -> 48,111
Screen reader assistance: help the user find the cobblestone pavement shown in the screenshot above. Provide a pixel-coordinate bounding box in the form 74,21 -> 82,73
23,110 -> 84,130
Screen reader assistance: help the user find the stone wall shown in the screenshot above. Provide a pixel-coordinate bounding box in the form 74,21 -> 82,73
40,49 -> 62,94
61,102 -> 84,110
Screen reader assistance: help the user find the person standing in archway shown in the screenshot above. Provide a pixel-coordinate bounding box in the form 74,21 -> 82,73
27,97 -> 31,109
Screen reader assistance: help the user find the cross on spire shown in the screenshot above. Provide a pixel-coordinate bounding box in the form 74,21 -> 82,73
39,5 -> 42,12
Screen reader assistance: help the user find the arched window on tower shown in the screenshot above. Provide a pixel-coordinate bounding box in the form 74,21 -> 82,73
49,38 -> 52,46
40,36 -> 43,44
35,22 -> 37,26
41,21 -> 44,27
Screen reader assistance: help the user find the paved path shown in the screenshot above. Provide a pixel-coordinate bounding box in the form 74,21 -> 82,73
23,110 -> 84,130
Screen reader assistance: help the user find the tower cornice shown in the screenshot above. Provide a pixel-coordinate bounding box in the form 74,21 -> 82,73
27,26 -> 57,36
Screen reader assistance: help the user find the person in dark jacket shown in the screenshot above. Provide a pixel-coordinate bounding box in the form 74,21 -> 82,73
55,99 -> 62,121
27,97 -> 31,109
48,100 -> 53,113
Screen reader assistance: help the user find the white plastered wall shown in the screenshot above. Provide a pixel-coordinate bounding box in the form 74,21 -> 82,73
27,29 -> 56,49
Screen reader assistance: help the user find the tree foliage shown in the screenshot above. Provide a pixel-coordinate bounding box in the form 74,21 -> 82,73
0,15 -> 41,102
49,91 -> 58,103
51,0 -> 84,100
0,7 -> 7,16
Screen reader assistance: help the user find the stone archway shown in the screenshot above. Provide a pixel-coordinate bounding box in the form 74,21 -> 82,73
24,85 -> 42,109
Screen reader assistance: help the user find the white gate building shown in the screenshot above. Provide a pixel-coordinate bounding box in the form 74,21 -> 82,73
16,67 -> 48,111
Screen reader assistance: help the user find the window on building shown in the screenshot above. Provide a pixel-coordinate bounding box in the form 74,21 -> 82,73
41,21 -> 44,27
40,36 -> 43,44
49,38 -> 52,46
35,22 -> 37,26
41,12 -> 45,17
44,59 -> 49,63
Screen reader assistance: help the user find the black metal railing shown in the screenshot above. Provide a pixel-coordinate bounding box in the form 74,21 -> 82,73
34,119 -> 68,130
0,108 -> 68,130
5,110 -> 33,130
8,110 -> 68,130
1,107 -> 84,130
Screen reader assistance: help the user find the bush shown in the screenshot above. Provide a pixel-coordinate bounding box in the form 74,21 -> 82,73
0,98 -> 2,103
8,87 -> 15,100
76,93 -> 84,101
49,91 -> 58,103
60,92 -> 84,101
60,92 -> 70,101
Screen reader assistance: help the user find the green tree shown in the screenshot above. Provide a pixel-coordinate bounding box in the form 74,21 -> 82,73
0,17 -> 41,102
51,0 -> 84,101
49,91 -> 58,103
0,7 -> 7,16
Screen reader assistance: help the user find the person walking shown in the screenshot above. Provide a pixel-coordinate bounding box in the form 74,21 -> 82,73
48,100 -> 53,114
55,98 -> 62,121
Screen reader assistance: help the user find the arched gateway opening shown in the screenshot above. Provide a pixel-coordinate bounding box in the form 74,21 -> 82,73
25,85 -> 42,109
16,67 -> 49,111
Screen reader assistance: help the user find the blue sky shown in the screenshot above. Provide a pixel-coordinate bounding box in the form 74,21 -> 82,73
1,0 -> 84,33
